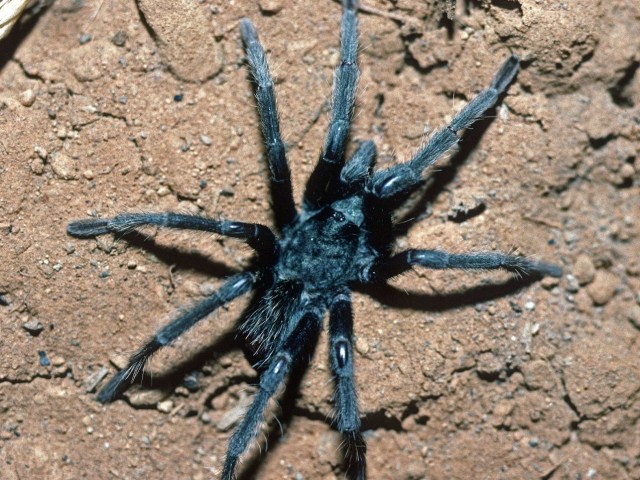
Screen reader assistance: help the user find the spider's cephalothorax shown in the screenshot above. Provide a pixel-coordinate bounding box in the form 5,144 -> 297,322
67,1 -> 561,478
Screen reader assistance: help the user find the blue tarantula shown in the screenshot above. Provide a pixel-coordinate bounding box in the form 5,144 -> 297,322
67,1 -> 561,478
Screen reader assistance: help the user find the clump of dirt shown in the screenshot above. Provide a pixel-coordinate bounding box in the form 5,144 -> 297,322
1,0 -> 639,479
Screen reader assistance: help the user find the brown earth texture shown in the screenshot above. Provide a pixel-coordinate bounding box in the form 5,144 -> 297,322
1,0 -> 640,479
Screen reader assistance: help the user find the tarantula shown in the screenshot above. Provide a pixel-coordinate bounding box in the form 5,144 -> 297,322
67,1 -> 561,478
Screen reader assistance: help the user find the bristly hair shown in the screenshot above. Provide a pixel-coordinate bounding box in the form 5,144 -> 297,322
239,280 -> 305,366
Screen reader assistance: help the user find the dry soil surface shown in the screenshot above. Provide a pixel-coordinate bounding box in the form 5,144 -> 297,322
1,0 -> 639,479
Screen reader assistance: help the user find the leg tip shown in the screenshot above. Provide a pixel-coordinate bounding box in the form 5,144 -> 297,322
67,219 -> 110,238
239,18 -> 257,44
491,55 -> 520,92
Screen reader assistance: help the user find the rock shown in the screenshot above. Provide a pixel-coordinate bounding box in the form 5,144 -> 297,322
157,400 -> 174,413
627,305 -> 640,329
136,0 -> 223,82
50,152 -> 78,180
585,270 -> 618,305
476,352 -> 502,378
573,255 -> 596,285
23,319 -> 44,335
216,394 -> 251,431
565,274 -> 580,293
112,30 -> 127,47
19,89 -> 36,107
51,356 -> 65,367
523,360 -> 557,391
259,0 -> 283,14
355,336 -> 369,356
127,389 -> 169,407
84,366 -> 109,393
108,353 -> 128,370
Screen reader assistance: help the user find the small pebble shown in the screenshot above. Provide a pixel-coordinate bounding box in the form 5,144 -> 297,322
84,366 -> 109,393
258,0 -> 283,14
217,395 -> 251,431
79,33 -> 92,44
586,270 -> 618,305
51,356 -> 66,367
564,231 -> 578,244
112,30 -> 127,47
182,372 -> 201,391
128,389 -> 168,407
220,187 -> 235,197
573,255 -> 596,285
157,185 -> 171,196
109,353 -> 128,370
23,319 -> 44,335
355,337 -> 369,355
628,305 -> 640,329
38,350 -> 50,367
173,93 -> 184,102
524,301 -> 535,311
620,163 -> 635,179
157,400 -> 174,413
200,134 -> 212,145
565,274 -> 580,293
34,145 -> 48,159
50,152 -> 78,180
19,89 -> 36,107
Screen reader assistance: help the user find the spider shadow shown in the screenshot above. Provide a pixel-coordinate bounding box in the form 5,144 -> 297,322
120,231 -> 239,279
100,231 -> 246,397
358,273 -> 545,313
123,330 -> 245,401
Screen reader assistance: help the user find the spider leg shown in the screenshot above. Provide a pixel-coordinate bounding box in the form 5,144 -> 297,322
96,272 -> 255,403
240,19 -> 297,230
304,0 -> 360,209
67,212 -> 278,263
329,292 -> 366,480
364,249 -> 562,282
368,56 -> 520,201
339,140 -> 376,193
221,305 -> 324,480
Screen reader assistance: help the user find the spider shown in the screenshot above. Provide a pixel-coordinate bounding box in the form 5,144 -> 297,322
67,1 -> 562,478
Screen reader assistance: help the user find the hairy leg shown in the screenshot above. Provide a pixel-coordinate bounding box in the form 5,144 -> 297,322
339,140 -> 376,192
368,56 -> 520,200
329,292 -> 366,479
221,304 -> 324,480
67,212 -> 278,263
96,272 -> 255,403
304,0 -> 360,209
365,248 -> 562,282
240,19 -> 297,229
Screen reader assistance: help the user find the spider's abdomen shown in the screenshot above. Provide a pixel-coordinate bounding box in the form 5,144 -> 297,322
278,205 -> 366,291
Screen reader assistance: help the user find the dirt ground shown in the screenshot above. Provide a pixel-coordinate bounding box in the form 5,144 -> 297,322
1,0 -> 639,479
